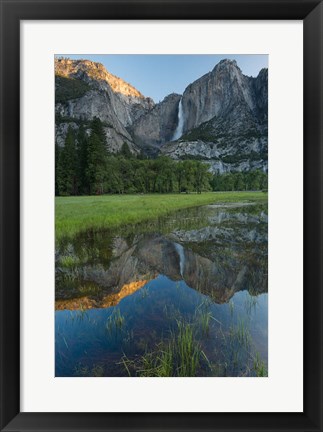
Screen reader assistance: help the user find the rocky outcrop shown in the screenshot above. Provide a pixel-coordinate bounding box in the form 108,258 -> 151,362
55,279 -> 151,310
55,58 -> 154,125
55,57 -> 268,171
180,59 -> 266,132
56,230 -> 267,308
252,68 -> 268,123
130,59 -> 268,172
161,137 -> 268,174
56,204 -> 268,308
159,60 -> 268,173
55,58 -> 154,153
131,93 -> 181,151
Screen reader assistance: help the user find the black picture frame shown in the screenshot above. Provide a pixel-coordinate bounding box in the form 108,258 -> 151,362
0,0 -> 322,431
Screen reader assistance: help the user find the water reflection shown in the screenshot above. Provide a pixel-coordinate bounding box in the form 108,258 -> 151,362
55,202 -> 268,377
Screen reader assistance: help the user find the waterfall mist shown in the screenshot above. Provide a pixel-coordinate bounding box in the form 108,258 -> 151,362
172,98 -> 184,141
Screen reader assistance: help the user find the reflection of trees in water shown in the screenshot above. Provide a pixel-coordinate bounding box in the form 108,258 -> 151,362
56,204 -> 267,309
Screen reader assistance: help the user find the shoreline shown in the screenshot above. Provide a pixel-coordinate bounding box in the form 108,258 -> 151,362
56,191 -> 268,242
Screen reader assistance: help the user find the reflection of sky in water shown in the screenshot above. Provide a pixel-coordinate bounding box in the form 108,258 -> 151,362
56,275 -> 268,377
55,203 -> 268,377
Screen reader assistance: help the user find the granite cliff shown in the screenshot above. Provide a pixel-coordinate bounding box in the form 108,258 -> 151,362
55,58 -> 154,153
160,60 -> 268,173
55,58 -> 268,172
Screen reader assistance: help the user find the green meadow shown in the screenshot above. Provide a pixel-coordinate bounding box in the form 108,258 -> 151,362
55,191 -> 267,241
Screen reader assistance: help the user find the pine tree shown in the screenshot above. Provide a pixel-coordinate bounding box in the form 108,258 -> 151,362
76,125 -> 89,194
55,142 -> 61,196
86,117 -> 107,194
57,126 -> 77,195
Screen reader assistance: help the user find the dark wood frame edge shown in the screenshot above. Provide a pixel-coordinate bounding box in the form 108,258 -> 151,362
0,1 -> 322,431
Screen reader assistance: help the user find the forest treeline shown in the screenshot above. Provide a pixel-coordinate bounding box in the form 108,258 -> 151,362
55,117 -> 268,196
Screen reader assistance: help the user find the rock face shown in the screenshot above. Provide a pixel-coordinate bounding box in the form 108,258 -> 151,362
55,58 -> 154,153
130,93 -> 181,153
160,60 -> 268,173
55,57 -> 268,172
180,60 -> 266,131
56,207 -> 268,308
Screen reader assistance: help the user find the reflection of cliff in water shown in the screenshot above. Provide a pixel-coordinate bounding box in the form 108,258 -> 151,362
56,206 -> 267,310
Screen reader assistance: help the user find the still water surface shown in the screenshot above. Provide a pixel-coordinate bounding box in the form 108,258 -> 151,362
55,202 -> 268,377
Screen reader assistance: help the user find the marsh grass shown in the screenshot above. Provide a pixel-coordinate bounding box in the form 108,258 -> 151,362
175,321 -> 201,376
62,336 -> 69,350
59,254 -> 80,268
74,362 -> 89,376
119,300 -> 225,377
199,310 -> 212,336
163,303 -> 182,322
194,305 -> 212,336
91,364 -> 105,377
252,352 -> 268,377
121,329 -> 135,353
229,300 -> 235,317
194,297 -> 221,338
78,283 -> 100,297
106,309 -> 125,337
59,268 -> 83,282
229,318 -> 251,349
119,319 -> 208,377
218,309 -> 268,377
56,192 -> 267,242
216,317 -> 253,375
73,363 -> 105,377
244,294 -> 258,315
75,304 -> 90,321
140,286 -> 149,300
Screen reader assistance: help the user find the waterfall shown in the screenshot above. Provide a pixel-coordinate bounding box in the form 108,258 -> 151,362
174,242 -> 185,278
172,98 -> 184,141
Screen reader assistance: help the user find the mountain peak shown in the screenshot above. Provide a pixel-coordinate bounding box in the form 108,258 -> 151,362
55,57 -> 268,174
213,59 -> 239,71
55,57 -> 148,100
257,68 -> 268,78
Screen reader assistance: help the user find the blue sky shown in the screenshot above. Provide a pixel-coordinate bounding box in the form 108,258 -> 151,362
57,54 -> 268,102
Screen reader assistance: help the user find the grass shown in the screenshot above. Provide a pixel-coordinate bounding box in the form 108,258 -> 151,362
252,352 -> 268,377
195,299 -> 213,336
73,363 -> 105,377
244,294 -> 259,315
229,300 -> 235,317
175,321 -> 201,376
59,254 -> 80,268
106,309 -> 125,336
229,318 -> 252,349
78,283 -> 100,297
199,310 -> 212,335
120,320 -> 205,377
56,192 -> 267,242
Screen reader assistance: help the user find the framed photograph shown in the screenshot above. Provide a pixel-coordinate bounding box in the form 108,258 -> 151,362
1,0 -> 322,431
